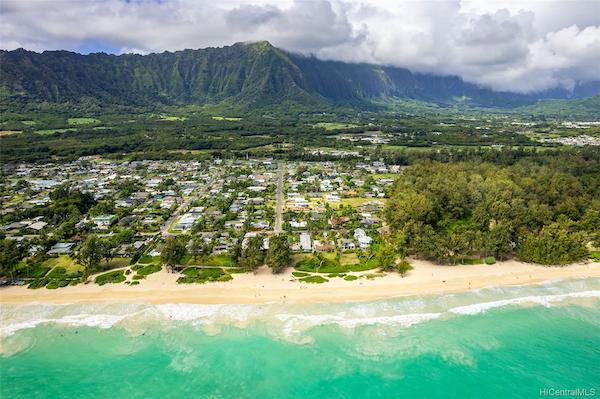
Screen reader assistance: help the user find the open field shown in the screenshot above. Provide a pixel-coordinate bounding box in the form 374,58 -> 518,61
68,117 -> 101,125
212,116 -> 242,121
313,122 -> 359,130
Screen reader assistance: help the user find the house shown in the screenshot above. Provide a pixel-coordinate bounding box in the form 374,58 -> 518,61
47,242 -> 75,255
299,232 -> 312,252
26,221 -> 48,231
354,228 -> 373,249
251,220 -> 270,230
224,220 -> 245,230
175,213 -> 198,230
92,214 -> 115,229
289,219 -> 307,229
339,239 -> 356,251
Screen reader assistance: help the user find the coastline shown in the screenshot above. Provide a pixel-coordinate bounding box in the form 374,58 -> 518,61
1,259 -> 599,305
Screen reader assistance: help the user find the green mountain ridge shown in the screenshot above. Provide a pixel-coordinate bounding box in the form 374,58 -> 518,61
1,41 -> 598,112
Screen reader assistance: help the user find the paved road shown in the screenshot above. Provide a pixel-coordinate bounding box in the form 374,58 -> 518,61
274,161 -> 284,233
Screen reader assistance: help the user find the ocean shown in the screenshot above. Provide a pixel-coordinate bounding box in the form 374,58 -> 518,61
1,279 -> 599,398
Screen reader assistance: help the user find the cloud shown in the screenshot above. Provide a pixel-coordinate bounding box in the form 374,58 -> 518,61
1,0 -> 599,93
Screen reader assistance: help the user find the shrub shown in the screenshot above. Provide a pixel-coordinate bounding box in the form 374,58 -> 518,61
95,270 -> 126,286
46,280 -> 69,289
177,267 -> 230,284
343,275 -> 358,281
299,275 -> 328,284
130,281 -> 140,285
292,271 -> 309,277
28,279 -> 49,289
484,256 -> 496,265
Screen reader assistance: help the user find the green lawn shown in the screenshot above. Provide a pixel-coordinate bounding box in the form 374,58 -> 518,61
159,115 -> 188,121
138,254 -> 160,264
370,173 -> 398,180
313,122 -> 359,130
330,198 -> 387,208
212,116 -> 242,121
35,128 -> 76,135
68,117 -> 101,125
42,256 -> 81,273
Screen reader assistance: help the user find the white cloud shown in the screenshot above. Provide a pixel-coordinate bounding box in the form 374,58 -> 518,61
1,0 -> 599,93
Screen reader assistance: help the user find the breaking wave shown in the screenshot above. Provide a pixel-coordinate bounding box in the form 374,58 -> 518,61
1,279 -> 599,343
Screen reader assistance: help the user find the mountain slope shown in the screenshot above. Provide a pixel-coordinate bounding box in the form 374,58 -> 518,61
1,41 -> 598,109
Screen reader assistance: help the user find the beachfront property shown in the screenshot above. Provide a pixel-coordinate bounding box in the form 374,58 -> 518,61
1,157 -> 395,289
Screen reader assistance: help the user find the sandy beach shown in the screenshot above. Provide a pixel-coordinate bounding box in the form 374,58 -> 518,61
1,259 -> 599,305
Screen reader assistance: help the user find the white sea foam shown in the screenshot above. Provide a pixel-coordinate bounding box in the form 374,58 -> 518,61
448,290 -> 600,315
1,282 -> 599,338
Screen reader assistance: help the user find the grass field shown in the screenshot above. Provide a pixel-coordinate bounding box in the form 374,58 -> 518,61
370,173 -> 399,180
35,128 -> 76,135
159,115 -> 188,121
212,116 -> 242,121
313,122 -> 359,130
68,117 -> 101,125
339,253 -> 359,265
42,256 -> 81,273
328,198 -> 387,208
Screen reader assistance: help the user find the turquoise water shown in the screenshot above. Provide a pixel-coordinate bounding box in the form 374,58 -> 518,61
1,279 -> 599,398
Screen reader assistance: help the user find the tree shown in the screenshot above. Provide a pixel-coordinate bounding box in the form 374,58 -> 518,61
376,241 -> 397,271
100,238 -> 117,264
266,235 -> 291,274
0,239 -> 23,278
517,222 -> 588,265
161,237 -> 187,271
239,236 -> 265,272
78,235 -> 102,276
190,236 -> 203,262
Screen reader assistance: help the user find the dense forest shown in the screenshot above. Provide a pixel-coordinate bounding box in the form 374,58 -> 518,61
385,153 -> 600,265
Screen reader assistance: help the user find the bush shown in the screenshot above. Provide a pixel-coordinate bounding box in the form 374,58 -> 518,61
46,280 -> 69,289
95,270 -> 126,286
590,251 -> 600,262
177,267 -> 230,284
28,279 -> 49,289
299,275 -> 328,284
130,281 -> 140,285
343,275 -> 358,281
484,256 -> 496,265
292,271 -> 309,277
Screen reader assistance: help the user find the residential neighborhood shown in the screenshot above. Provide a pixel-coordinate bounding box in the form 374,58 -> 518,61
1,156 -> 399,288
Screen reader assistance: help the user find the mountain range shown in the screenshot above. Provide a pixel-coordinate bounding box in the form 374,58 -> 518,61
1,41 -> 599,110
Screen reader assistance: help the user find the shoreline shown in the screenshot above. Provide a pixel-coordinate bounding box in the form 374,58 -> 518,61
1,259 -> 599,305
